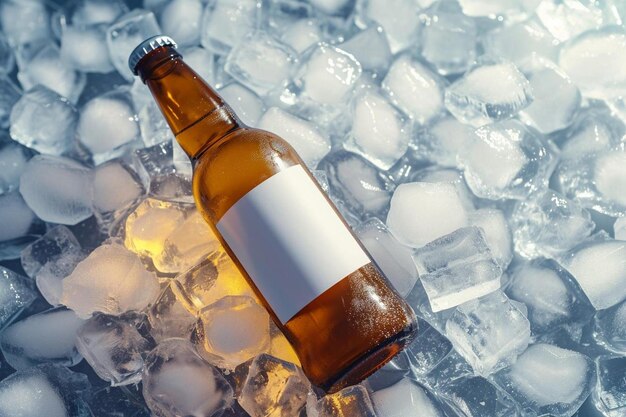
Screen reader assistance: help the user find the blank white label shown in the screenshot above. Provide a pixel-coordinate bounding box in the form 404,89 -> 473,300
217,164 -> 370,324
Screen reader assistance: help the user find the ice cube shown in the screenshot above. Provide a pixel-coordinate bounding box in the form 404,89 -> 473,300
457,0 -> 530,17
403,321 -> 453,377
594,301 -> 626,355
386,182 -> 468,248
381,54 -> 445,124
181,46 -> 215,85
420,7 -> 477,75
338,26 -> 392,78
0,141 -> 31,195
445,291 -> 531,376
70,0 -> 128,25
148,280 -> 199,342
76,311 -> 155,386
461,119 -> 557,200
615,217 -> 626,241
355,0 -> 420,54
10,85 -> 78,156
77,88 -> 141,164
201,0 -> 262,55
277,18 -> 320,55
142,338 -> 234,417
511,190 -> 595,259
593,356 -> 626,416
225,31 -> 297,95
218,83 -> 264,126
481,18 -> 559,65
411,117 -> 474,168
445,61 -> 533,126
468,208 -> 512,269
0,76 -> 21,129
518,58 -> 581,134
311,385 -> 377,417
60,24 -> 114,73
559,239 -> 626,310
88,385 -> 150,417
0,364 -> 91,417
0,307 -> 85,370
93,160 -> 145,218
61,243 -> 160,318
536,0 -> 621,42
559,27 -> 626,100
437,375 -> 520,417
0,33 -> 14,75
507,259 -> 594,334
172,137 -> 192,177
16,42 -> 86,103
344,89 -> 409,170
0,266 -> 37,331
309,0 -> 353,16
194,296 -> 270,370
158,0 -> 203,47
354,218 -> 418,297
410,167 -> 476,212
413,227 -> 502,312
418,349 -> 474,390
239,353 -> 311,417
137,100 -> 175,147
371,378 -> 443,417
257,107 -> 330,168
0,0 -> 52,46
0,192 -> 41,260
20,226 -> 81,279
493,344 -> 595,417
319,151 -> 394,220
19,155 -> 94,225
106,9 -> 162,80
36,250 -> 85,307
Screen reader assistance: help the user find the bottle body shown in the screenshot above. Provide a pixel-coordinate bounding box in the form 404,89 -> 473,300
133,40 -> 417,391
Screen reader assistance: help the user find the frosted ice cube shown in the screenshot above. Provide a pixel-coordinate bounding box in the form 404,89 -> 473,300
372,378 -> 443,417
218,83 -> 264,126
225,31 -> 297,95
158,0 -> 203,47
194,296 -> 270,370
593,355 -> 626,417
0,141 -> 31,195
180,46 -> 215,85
0,192 -> 41,260
445,290 -> 531,376
511,190 -> 595,259
461,120 -> 557,200
437,375 -> 520,417
239,354 -> 311,417
594,301 -> 626,354
507,259 -> 594,334
382,54 -> 445,124
518,58 -> 581,134
77,312 -> 155,386
413,227 -> 502,312
615,217 -> 626,241
257,107 -> 330,168
0,266 -> 37,331
536,0 -> 621,42
481,18 -> 559,65
19,155 -> 94,225
148,280 -> 199,342
70,0 -> 128,25
355,0 -> 420,53
61,243 -> 160,318
60,24 -> 113,73
311,385 -> 376,417
10,85 -> 78,156
0,76 -> 21,129
0,307 -> 85,370
0,364 -> 91,417
338,26 -> 392,77
20,226 -> 81,279
279,19 -> 321,54
493,344 -> 595,417
0,0 -> 52,46
559,27 -> 626,100
412,115 -> 474,166
469,208 -> 512,269
93,160 -> 145,216
354,218 -> 418,297
445,61 -> 533,126
420,8 -> 477,75
559,239 -> 626,310
36,251 -> 85,307
106,9 -> 162,80
16,42 -> 86,103
77,88 -> 141,164
410,167 -> 476,212
201,0 -> 262,55
386,182 -> 468,248
344,89 -> 409,170
319,151 -> 394,219
143,338 -> 234,417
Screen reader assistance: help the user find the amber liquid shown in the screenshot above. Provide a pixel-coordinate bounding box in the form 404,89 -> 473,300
136,46 -> 417,391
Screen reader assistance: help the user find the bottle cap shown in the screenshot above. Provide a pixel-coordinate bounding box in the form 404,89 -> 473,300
128,35 -> 177,75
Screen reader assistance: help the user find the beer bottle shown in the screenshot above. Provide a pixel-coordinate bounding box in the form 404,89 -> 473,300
129,35 -> 417,391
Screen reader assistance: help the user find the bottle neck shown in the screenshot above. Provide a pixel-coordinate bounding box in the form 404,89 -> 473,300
136,47 -> 241,159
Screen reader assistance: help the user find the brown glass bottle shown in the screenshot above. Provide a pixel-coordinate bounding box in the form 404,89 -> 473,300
131,36 -> 417,392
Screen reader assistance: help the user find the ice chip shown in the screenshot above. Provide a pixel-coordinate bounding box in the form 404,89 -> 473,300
312,385 -> 377,417
19,155 -> 94,225
10,85 -> 78,156
60,24 -> 114,73
76,312 -> 155,386
0,266 -> 37,331
158,0 -> 203,47
444,61 -> 533,126
143,339 -> 234,417
0,307 -> 85,370
148,280 -> 199,342
61,243 -> 160,318
372,378 -> 443,417
445,291 -> 531,376
338,26 -> 392,77
356,0 -> 420,54
386,182 -> 468,248
0,141 -> 31,195
201,0 -> 262,55
218,83 -> 264,127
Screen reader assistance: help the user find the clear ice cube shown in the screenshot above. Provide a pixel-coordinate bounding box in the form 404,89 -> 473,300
180,46 -> 216,85
403,321 -> 453,377
338,26 -> 392,78
148,280 -> 199,342
60,24 -> 114,73
0,266 -> 37,331
411,116 -> 474,167
594,300 -> 626,355
437,375 -> 520,417
218,83 -> 264,127
158,0 -> 203,47
469,208 -> 513,269
311,385 -> 377,417
279,18 -> 321,54
355,0 -> 420,54
201,0 -> 262,55
10,85 -> 78,156
593,355 -> 626,417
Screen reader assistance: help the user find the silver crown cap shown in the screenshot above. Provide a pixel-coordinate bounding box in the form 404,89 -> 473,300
128,35 -> 177,75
